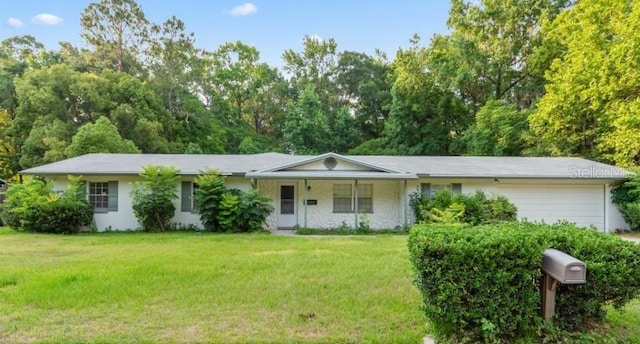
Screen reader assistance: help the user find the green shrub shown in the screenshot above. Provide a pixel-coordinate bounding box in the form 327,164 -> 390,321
408,222 -> 640,343
194,171 -> 273,233
410,189 -> 517,225
22,198 -> 93,234
131,165 -> 180,232
1,177 -> 93,233
193,169 -> 227,231
236,189 -> 274,233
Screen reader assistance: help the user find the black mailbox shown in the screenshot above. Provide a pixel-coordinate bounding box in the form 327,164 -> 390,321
541,249 -> 587,284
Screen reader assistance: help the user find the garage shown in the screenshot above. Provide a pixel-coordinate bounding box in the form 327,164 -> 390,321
499,184 -> 605,230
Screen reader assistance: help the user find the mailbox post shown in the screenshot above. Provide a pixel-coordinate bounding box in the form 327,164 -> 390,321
540,249 -> 587,322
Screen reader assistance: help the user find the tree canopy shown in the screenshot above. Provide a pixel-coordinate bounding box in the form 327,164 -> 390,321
0,0 -> 638,179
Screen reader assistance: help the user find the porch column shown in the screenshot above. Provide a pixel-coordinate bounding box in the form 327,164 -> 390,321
403,180 -> 408,228
354,179 -> 359,228
304,179 -> 308,228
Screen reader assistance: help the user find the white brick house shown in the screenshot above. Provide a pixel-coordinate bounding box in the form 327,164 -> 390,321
20,152 -> 630,232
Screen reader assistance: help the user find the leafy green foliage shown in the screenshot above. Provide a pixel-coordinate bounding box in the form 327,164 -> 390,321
236,189 -> 274,233
410,189 -> 517,225
217,192 -> 240,233
408,222 -> 640,343
130,165 -> 180,232
1,178 -> 54,229
611,167 -> 640,230
1,177 -> 93,233
65,117 -> 140,157
194,170 -> 273,233
22,198 -> 93,234
282,86 -> 329,154
193,169 -> 227,231
529,0 -> 640,164
453,100 -> 529,156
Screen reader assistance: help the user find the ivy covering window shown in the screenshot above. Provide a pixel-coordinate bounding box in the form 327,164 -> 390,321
333,183 -> 373,213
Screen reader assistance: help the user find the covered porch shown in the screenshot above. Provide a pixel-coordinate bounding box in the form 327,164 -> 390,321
245,153 -> 418,230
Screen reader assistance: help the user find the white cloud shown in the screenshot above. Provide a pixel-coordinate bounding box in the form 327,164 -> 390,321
31,13 -> 63,26
6,17 -> 23,27
230,3 -> 258,17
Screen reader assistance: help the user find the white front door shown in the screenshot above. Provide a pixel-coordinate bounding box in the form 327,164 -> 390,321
277,184 -> 297,229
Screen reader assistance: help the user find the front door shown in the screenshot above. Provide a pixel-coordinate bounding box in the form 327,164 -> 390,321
277,184 -> 297,229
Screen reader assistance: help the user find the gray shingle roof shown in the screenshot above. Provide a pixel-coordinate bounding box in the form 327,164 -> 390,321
20,153 -> 630,180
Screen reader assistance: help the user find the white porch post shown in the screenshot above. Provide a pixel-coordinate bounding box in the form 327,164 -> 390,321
354,179 -> 359,228
403,179 -> 408,228
304,179 -> 308,228
604,183 -> 610,233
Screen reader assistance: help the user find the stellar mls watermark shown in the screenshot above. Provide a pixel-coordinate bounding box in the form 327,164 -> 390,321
569,166 -> 628,179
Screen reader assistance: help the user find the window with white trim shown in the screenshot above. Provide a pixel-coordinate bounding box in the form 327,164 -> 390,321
333,183 -> 373,213
88,182 -> 109,211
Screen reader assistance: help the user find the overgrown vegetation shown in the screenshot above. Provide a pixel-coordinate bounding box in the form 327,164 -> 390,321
130,165 -> 180,232
612,167 -> 640,231
194,170 -> 273,232
0,176 -> 93,234
410,189 -> 517,225
408,222 -> 640,343
3,0 -> 640,180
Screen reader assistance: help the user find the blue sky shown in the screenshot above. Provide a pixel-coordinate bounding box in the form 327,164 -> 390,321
1,1 -> 451,67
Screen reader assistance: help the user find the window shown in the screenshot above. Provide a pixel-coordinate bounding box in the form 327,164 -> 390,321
333,184 -> 353,213
88,182 -> 108,210
357,184 -> 373,213
420,183 -> 462,199
333,183 -> 373,213
88,181 -> 117,212
181,181 -> 199,213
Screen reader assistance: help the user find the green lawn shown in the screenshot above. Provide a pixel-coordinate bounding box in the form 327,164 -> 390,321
0,228 -> 425,343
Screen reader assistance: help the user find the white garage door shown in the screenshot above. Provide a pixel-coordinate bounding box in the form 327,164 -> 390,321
498,184 -> 605,230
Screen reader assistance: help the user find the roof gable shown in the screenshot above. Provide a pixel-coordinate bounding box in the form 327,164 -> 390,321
246,153 -> 418,179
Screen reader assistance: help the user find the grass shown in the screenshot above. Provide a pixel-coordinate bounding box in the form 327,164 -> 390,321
0,228 -> 424,343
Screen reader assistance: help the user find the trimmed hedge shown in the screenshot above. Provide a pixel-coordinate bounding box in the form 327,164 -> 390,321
22,198 -> 93,234
408,222 -> 640,342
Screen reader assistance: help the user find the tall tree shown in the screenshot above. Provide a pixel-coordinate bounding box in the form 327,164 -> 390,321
282,86 -> 329,154
80,0 -> 150,74
453,100 -> 529,156
335,51 -> 392,140
381,38 -> 468,155
65,116 -> 140,157
529,0 -> 640,165
282,35 -> 340,124
430,0 -> 572,110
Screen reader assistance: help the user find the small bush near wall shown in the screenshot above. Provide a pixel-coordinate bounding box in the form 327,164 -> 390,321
1,177 -> 93,234
22,198 -> 93,234
194,170 -> 273,233
410,190 -> 517,225
131,165 -> 180,232
408,222 -> 640,343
